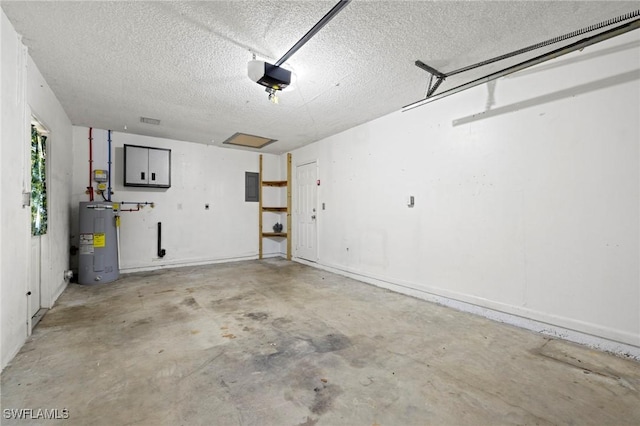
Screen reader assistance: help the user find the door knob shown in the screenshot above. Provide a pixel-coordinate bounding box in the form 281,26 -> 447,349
311,215 -> 316,219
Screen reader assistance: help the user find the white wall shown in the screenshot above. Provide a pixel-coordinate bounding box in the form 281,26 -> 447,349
290,30 -> 640,355
1,10 -> 73,370
71,128 -> 281,272
0,9 -> 29,371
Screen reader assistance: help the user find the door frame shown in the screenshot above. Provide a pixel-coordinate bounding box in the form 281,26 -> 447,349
28,114 -> 51,332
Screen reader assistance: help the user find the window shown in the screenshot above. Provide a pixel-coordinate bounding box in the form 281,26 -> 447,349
31,124 -> 48,236
245,172 -> 259,202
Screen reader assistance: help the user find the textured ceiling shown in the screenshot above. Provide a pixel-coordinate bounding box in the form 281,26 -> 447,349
2,1 -> 638,153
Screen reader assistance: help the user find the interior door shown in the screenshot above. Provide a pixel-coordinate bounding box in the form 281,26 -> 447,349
296,161 -> 318,261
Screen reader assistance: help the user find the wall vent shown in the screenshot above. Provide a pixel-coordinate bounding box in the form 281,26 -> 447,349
140,116 -> 161,125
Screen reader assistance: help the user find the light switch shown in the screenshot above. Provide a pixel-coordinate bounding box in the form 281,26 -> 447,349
22,191 -> 31,208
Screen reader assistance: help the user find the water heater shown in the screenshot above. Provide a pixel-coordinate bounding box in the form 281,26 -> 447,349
78,202 -> 119,284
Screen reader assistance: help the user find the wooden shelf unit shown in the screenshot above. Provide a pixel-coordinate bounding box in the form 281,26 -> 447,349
262,181 -> 287,187
259,153 -> 292,260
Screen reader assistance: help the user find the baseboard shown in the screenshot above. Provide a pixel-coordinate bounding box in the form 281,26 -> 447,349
261,252 -> 286,260
49,280 -> 68,308
31,308 -> 48,329
120,254 -> 263,274
293,258 -> 640,361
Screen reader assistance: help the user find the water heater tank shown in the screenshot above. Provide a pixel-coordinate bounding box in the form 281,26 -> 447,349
78,202 -> 119,284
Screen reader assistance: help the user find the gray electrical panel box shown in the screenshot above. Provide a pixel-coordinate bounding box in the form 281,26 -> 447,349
124,144 -> 171,188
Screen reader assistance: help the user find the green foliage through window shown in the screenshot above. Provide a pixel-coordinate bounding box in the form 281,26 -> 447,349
31,125 -> 47,236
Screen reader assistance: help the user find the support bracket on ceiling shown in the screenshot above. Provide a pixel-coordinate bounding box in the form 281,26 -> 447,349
415,60 -> 446,98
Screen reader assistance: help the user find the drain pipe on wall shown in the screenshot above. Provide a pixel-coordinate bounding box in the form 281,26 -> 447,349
115,214 -> 121,269
157,222 -> 166,258
88,127 -> 94,201
107,130 -> 113,201
111,201 -> 156,267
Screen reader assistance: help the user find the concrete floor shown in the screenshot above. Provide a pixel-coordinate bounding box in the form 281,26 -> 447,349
2,259 -> 639,425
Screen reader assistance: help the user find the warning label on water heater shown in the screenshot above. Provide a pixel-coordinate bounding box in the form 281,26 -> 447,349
94,233 -> 106,248
79,233 -> 94,255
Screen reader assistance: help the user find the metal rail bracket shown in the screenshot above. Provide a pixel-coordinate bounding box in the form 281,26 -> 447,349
415,60 -> 447,98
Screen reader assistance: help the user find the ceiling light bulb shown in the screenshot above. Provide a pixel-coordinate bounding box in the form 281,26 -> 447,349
267,88 -> 279,104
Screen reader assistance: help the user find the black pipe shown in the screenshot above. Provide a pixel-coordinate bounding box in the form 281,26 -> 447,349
157,222 -> 166,258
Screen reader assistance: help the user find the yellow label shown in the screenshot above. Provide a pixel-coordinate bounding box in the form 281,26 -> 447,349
113,203 -> 120,210
94,233 -> 106,248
